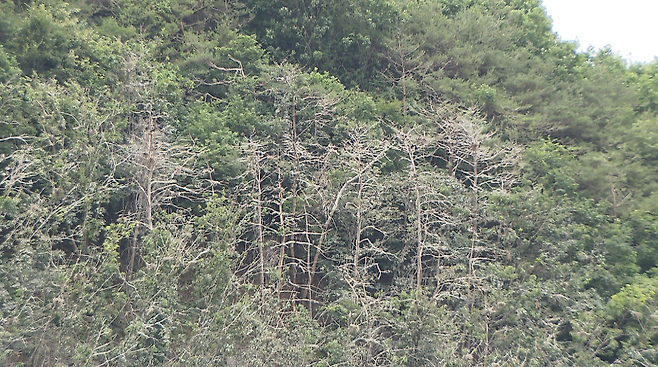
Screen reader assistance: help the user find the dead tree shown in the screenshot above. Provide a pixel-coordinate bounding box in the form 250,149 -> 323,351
120,47 -> 214,277
389,123 -> 457,295
242,136 -> 269,287
262,64 -> 342,309
418,105 -> 519,281
258,65 -> 391,313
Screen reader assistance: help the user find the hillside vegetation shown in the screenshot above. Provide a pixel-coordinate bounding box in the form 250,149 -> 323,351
2,0 -> 658,366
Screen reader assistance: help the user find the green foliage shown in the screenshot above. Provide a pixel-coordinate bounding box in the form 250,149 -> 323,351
0,2 -> 125,87
1,0 -> 657,365
243,0 -> 396,88
0,46 -> 20,82
629,60 -> 658,114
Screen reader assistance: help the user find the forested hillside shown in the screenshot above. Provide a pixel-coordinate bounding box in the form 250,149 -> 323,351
1,0 -> 658,365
